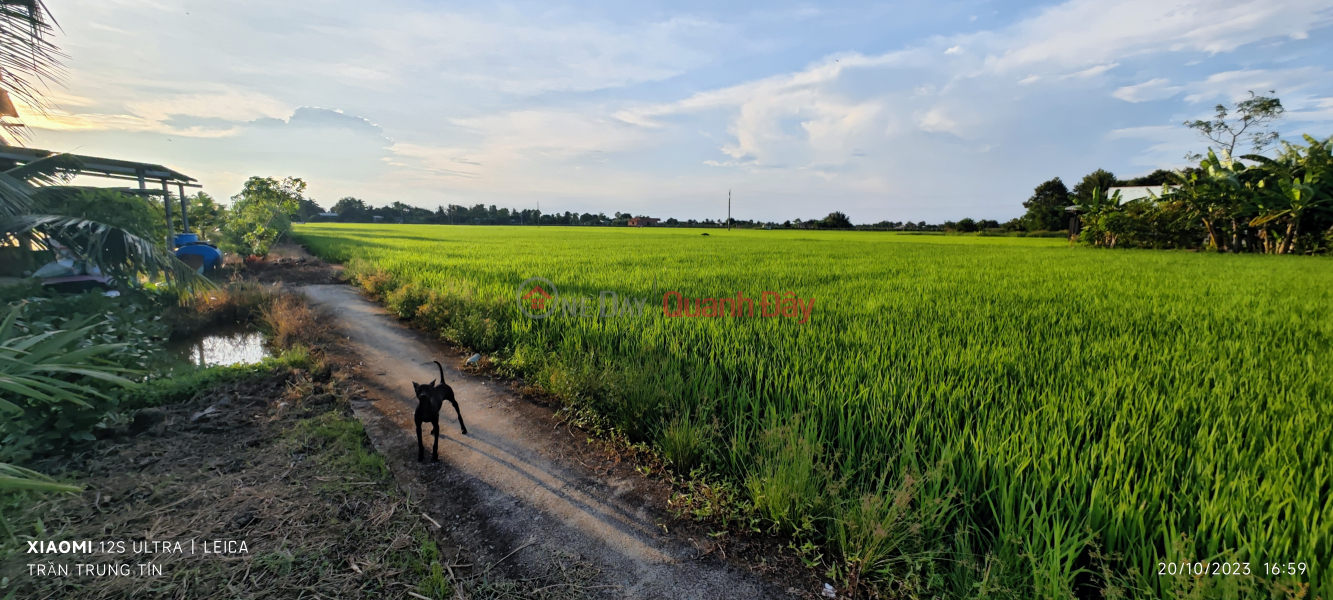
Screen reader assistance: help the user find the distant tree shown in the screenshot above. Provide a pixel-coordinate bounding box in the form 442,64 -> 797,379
187,192 -> 227,241
332,197 -> 372,222
1022,177 -> 1071,231
1118,169 -> 1175,187
979,219 -> 999,229
1185,90 -> 1284,159
1072,169 -> 1118,203
821,211 -> 853,229
956,218 -> 979,232
1001,218 -> 1026,232
293,196 -> 325,221
223,176 -> 305,256
331,197 -> 366,214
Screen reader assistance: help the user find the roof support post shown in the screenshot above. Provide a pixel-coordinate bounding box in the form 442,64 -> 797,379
138,169 -> 171,248
177,182 -> 190,233
161,178 -> 173,247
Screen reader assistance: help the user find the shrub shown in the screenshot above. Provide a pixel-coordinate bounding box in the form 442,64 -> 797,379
0,307 -> 136,463
221,176 -> 305,257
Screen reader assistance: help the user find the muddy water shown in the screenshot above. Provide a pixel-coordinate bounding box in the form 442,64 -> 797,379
170,324 -> 270,367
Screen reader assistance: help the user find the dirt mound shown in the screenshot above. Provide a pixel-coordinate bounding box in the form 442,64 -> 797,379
226,243 -> 342,285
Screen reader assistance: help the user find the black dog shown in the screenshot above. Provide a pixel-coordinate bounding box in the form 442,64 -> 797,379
413,360 -> 468,462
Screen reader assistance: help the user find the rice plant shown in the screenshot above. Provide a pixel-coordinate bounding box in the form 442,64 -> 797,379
295,223 -> 1333,599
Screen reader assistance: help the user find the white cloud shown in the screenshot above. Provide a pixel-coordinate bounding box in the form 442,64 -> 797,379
1105,125 -> 1200,167
1107,125 -> 1180,141
1114,68 -> 1332,107
24,0 -> 1333,221
971,0 -> 1333,74
125,90 -> 291,131
611,51 -> 918,169
1287,96 -> 1333,122
357,11 -> 728,95
1180,67 -> 1328,103
1065,63 -> 1119,78
915,108 -> 959,134
1113,78 -> 1184,102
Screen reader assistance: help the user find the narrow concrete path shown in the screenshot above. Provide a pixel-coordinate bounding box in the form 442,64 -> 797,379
301,285 -> 786,600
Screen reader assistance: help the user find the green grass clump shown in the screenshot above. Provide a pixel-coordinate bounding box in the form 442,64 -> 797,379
123,349 -> 317,410
289,412 -> 388,481
294,223 -> 1333,598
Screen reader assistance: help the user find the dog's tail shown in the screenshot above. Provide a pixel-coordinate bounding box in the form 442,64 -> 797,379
434,360 -> 446,384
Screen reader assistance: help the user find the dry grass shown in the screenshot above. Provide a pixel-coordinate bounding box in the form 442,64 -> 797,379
260,292 -> 326,350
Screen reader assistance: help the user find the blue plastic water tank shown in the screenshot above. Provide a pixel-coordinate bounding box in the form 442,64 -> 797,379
176,244 -> 222,272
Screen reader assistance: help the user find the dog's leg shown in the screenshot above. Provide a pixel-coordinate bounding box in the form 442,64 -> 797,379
416,420 -> 424,462
447,398 -> 468,435
431,420 -> 440,462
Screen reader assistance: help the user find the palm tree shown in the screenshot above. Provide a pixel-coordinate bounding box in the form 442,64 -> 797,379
0,0 -> 63,145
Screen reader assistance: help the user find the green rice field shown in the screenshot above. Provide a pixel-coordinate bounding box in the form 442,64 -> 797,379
294,224 -> 1332,599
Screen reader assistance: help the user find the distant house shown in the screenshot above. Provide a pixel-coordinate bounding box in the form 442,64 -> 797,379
628,217 -> 660,227
373,215 -> 384,222
318,212 -> 338,218
1108,186 -> 1176,201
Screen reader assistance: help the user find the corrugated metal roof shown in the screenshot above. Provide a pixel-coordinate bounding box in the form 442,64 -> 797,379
1108,186 -> 1176,201
0,146 -> 197,184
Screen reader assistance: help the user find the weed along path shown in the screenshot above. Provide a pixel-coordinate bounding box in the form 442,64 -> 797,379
301,284 -> 787,600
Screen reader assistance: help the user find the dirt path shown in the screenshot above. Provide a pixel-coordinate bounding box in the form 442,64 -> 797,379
302,285 -> 791,600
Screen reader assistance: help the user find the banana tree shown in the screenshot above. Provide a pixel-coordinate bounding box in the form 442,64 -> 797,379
1163,150 -> 1247,252
1244,135 -> 1332,254
1076,187 -> 1128,248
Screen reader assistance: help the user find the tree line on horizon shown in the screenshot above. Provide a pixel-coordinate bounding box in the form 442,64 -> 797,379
200,94 -> 1327,253
321,197 -> 874,230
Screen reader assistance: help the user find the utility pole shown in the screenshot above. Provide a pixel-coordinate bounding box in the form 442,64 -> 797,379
727,189 -> 731,231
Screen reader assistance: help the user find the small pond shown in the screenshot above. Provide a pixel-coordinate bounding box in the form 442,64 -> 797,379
170,324 -> 271,367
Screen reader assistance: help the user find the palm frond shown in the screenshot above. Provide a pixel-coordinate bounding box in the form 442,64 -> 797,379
0,0 -> 65,129
0,463 -> 79,493
0,168 -> 36,220
6,214 -> 215,292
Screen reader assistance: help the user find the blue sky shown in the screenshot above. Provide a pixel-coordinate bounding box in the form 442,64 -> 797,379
24,0 -> 1333,222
